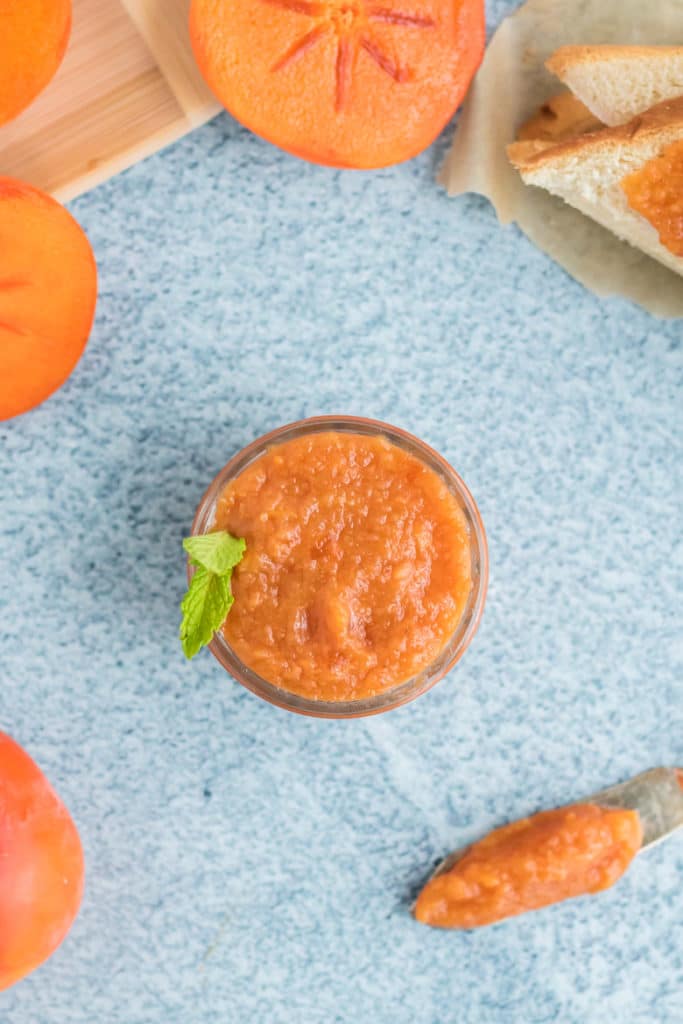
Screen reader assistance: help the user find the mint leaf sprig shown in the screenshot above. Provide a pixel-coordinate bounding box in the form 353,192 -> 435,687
180,531 -> 246,659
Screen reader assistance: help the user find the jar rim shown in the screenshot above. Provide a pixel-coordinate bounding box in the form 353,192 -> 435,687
189,415 -> 488,718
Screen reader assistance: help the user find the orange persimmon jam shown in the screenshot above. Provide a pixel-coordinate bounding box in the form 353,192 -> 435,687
414,804 -> 642,929
210,424 -> 482,705
621,140 -> 683,257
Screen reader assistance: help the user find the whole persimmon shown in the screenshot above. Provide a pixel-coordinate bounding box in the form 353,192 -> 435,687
0,178 -> 98,421
0,0 -> 72,126
0,733 -> 85,991
189,0 -> 485,168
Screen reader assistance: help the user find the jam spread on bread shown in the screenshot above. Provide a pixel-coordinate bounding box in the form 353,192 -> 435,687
622,140 -> 683,257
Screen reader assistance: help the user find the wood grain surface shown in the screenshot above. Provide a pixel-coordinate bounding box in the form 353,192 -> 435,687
0,0 -> 220,202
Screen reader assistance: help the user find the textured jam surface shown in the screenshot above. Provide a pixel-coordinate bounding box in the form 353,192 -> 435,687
214,432 -> 473,701
622,140 -> 683,257
415,804 -> 642,929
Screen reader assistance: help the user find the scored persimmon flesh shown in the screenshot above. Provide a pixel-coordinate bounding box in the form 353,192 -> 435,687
189,0 -> 485,168
622,140 -> 683,257
0,0 -> 72,126
0,179 -> 97,421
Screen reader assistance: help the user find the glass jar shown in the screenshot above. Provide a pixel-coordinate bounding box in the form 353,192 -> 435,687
189,416 -> 488,718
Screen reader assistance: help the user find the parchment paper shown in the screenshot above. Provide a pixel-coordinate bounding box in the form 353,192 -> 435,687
440,0 -> 683,318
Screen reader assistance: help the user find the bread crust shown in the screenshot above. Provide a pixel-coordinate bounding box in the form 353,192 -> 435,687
508,96 -> 683,173
546,44 -> 683,79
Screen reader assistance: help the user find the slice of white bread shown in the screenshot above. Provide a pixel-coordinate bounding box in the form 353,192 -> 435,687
508,97 -> 683,278
547,45 -> 683,127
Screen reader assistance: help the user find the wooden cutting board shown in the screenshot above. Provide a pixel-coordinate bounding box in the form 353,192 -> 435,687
0,0 -> 220,203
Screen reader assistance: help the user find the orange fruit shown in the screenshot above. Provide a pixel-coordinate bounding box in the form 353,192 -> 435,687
0,0 -> 72,125
189,0 -> 485,168
0,733 -> 85,991
0,178 -> 98,421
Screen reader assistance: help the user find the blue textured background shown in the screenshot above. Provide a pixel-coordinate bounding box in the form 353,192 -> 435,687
1,2 -> 682,1020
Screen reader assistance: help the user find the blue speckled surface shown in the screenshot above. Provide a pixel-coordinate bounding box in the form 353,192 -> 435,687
1,2 -> 682,1020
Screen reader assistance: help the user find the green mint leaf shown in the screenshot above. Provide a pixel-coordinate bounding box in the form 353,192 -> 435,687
183,531 -> 246,576
180,566 -> 235,659
180,531 -> 246,659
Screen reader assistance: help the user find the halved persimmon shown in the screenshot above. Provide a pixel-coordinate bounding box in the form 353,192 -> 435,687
0,178 -> 97,421
189,0 -> 485,168
0,0 -> 72,126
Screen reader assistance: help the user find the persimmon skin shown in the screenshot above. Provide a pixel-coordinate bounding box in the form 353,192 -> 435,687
0,733 -> 85,991
0,178 -> 98,421
189,0 -> 485,169
0,0 -> 72,126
